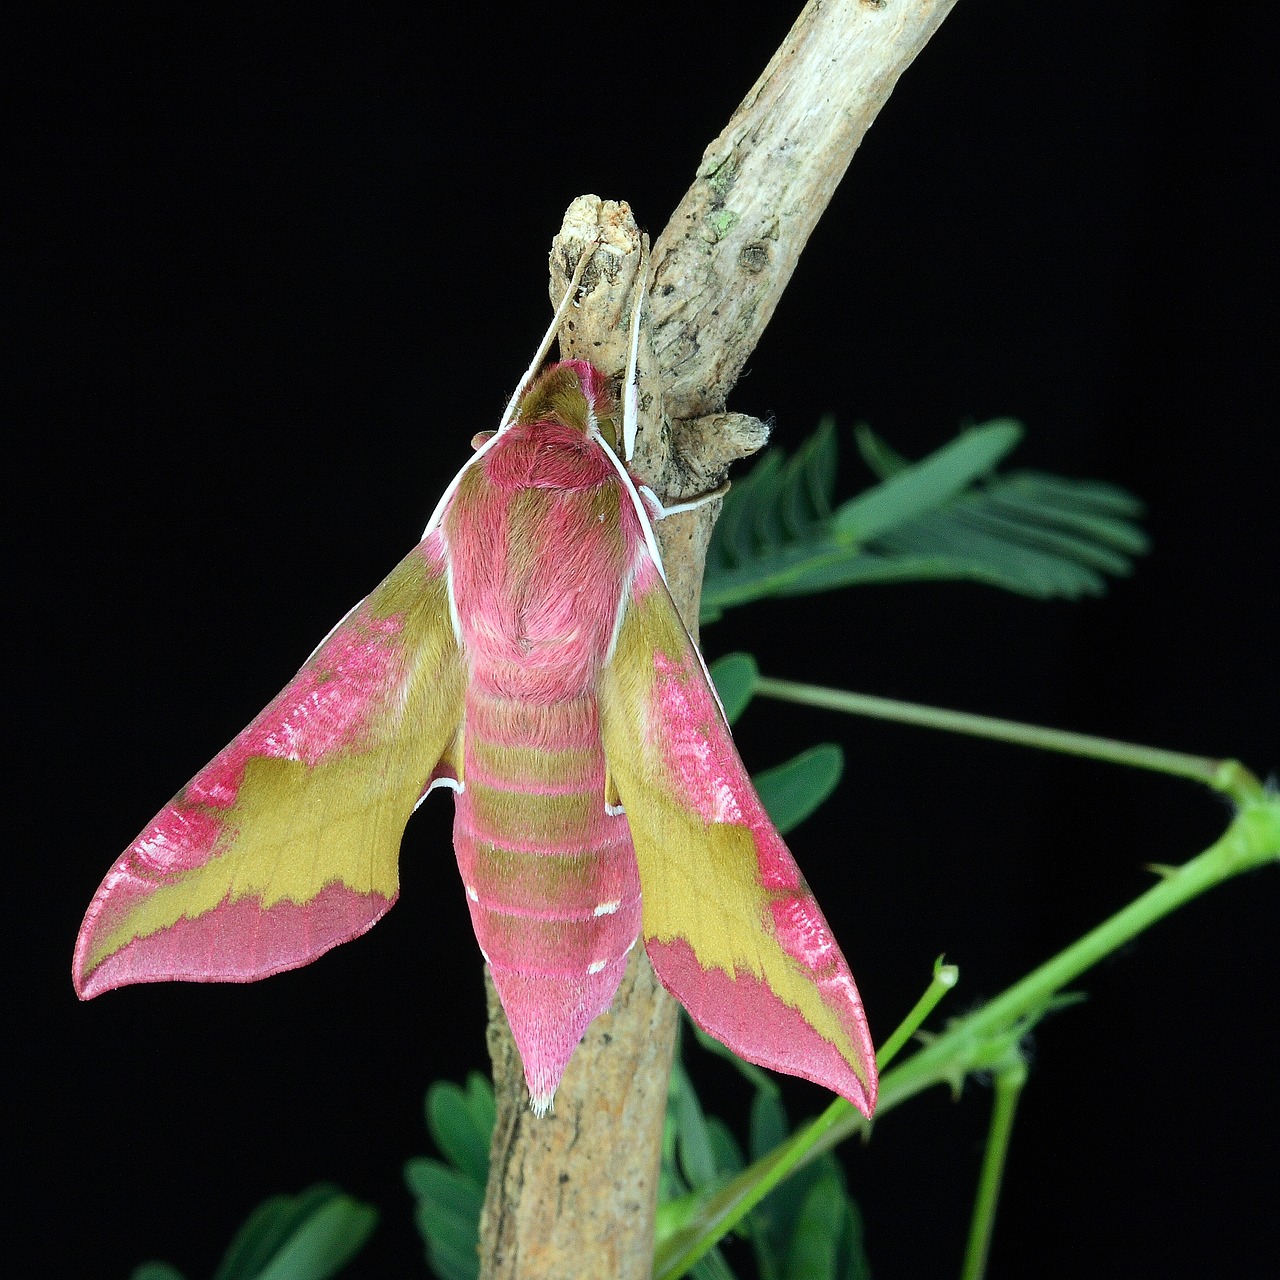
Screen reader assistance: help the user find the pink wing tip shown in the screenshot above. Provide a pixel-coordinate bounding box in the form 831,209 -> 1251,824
74,961 -> 114,1001
72,885 -> 396,1001
646,937 -> 877,1118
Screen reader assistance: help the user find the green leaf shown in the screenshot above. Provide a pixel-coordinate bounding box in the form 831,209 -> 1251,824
661,1096 -> 684,1194
745,1092 -> 792,1279
753,745 -> 844,835
216,1189 -> 328,1280
405,1158 -> 483,1280
703,420 -> 841,623
463,1071 -> 497,1145
836,1196 -> 872,1280
409,1073 -> 493,1279
658,1033 -> 750,1279
873,509 -> 1108,598
701,418 -> 1147,618
670,1059 -> 719,1188
1001,468 -> 1145,517
783,1172 -> 845,1280
131,1265 -> 186,1280
654,1102 -> 858,1280
691,1248 -> 742,1280
426,1079 -> 491,1187
833,420 -> 1022,541
405,1158 -> 485,1216
415,1223 -> 479,1280
988,475 -> 1148,547
707,1116 -> 746,1179
656,1187 -> 702,1243
253,1196 -> 377,1280
782,417 -> 838,536
853,421 -> 908,479
749,1090 -> 789,1164
749,1140 -> 843,1279
952,504 -> 1135,575
215,1177 -> 373,1280
710,652 -> 759,724
721,451 -> 784,565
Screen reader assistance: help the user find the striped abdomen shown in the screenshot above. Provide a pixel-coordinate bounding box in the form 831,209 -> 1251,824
443,418 -> 647,1109
452,689 -> 641,1107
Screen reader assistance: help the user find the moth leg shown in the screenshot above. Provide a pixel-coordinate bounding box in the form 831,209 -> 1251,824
621,234 -> 651,464
497,241 -> 601,433
640,479 -> 731,521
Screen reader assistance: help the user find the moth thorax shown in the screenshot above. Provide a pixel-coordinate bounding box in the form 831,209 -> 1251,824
517,360 -> 619,447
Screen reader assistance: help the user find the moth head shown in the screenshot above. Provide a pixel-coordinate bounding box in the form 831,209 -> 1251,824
516,360 -> 620,451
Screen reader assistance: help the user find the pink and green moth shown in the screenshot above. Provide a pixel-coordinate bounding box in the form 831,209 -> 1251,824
74,252 -> 877,1118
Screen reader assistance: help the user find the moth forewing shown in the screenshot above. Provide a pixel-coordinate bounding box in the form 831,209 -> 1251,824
74,249 -> 877,1117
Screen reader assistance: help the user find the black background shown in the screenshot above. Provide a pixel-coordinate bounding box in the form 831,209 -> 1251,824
12,3 -> 1277,1277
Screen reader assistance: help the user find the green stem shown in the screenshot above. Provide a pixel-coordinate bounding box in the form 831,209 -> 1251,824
811,792 -> 1279,1158
877,956 -> 959,1070
960,1055 -> 1028,1280
653,787 -> 1277,1277
755,678 -> 1263,803
654,1103 -> 847,1280
653,959 -> 961,1280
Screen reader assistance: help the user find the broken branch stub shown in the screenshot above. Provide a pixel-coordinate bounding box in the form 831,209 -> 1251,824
550,194 -> 764,622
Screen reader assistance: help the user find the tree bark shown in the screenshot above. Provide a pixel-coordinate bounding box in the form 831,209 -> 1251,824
649,0 -> 961,423
478,2 -> 959,1276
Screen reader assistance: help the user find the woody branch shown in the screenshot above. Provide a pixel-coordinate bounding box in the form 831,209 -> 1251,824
478,3 -> 960,1277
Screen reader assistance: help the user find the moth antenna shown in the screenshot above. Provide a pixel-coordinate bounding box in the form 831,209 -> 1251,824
643,479 -> 731,519
622,234 -> 650,463
498,242 -> 600,433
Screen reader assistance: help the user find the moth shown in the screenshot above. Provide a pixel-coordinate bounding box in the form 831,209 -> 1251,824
74,249 -> 877,1117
